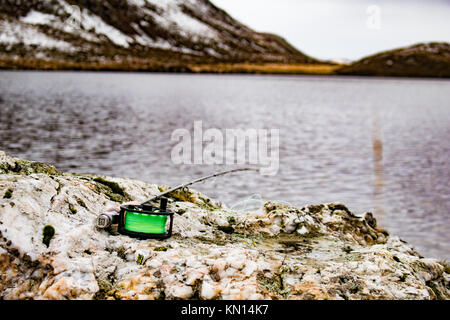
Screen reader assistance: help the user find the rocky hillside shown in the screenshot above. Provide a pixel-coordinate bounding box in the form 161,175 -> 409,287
0,0 -> 319,71
1,150 -> 449,300
337,42 -> 450,78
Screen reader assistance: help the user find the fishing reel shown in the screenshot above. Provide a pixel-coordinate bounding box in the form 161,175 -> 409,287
96,168 -> 254,240
96,197 -> 174,240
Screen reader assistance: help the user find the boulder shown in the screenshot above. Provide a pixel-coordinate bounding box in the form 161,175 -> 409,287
0,151 -> 448,300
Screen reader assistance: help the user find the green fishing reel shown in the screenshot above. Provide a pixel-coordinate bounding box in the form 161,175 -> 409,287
96,168 -> 255,240
96,197 -> 174,240
118,199 -> 174,239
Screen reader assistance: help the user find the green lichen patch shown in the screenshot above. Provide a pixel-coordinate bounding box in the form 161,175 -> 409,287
94,278 -> 115,300
257,271 -> 291,299
3,188 -> 13,199
306,204 -> 325,214
156,290 -> 166,300
195,236 -> 228,246
227,216 -> 236,225
68,203 -> 78,214
113,246 -> 128,261
42,225 -> 55,247
52,177 -> 63,193
399,273 -> 408,282
92,177 -> 130,203
437,260 -> 450,274
4,159 -> 60,176
426,279 -> 449,300
327,203 -> 353,215
62,172 -> 94,179
342,245 -> 353,254
93,177 -> 125,196
166,188 -> 196,203
75,197 -> 87,209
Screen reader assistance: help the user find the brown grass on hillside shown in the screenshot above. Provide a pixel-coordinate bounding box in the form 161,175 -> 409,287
188,63 -> 342,75
0,57 -> 341,75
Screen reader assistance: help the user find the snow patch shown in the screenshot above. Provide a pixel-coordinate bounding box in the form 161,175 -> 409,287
21,10 -> 56,25
0,20 -> 73,51
146,0 -> 217,39
79,10 -> 132,47
58,0 -> 133,47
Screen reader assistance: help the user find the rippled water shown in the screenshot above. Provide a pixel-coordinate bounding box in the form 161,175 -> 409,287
0,71 -> 449,259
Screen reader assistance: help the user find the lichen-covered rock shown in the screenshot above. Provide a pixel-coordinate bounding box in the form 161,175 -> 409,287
0,151 -> 448,300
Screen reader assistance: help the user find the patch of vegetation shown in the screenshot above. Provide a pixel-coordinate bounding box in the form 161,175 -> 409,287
426,279 -> 448,300
93,177 -> 125,196
209,269 -> 220,282
106,246 -> 128,261
327,203 -> 358,217
94,278 -> 115,300
93,177 -> 130,202
342,245 -> 353,254
257,271 -> 291,299
42,225 -> 55,247
68,203 -> 77,214
115,247 -> 127,261
307,204 -> 325,214
156,290 -> 166,300
7,160 -> 60,176
167,189 -> 196,203
195,236 -> 228,246
439,260 -> 450,274
189,63 -> 340,75
227,216 -> 236,225
76,197 -> 87,209
3,189 -> 13,199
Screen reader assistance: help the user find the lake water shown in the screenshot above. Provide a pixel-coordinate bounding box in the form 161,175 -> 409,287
0,71 -> 449,260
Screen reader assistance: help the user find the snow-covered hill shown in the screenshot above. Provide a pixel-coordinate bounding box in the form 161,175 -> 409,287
0,0 -> 318,69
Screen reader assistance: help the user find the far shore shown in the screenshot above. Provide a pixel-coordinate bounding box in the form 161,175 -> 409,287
0,57 -> 343,75
2,57 -> 450,78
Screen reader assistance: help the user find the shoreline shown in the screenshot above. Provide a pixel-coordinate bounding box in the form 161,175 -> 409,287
0,57 -> 341,76
1,58 -> 449,79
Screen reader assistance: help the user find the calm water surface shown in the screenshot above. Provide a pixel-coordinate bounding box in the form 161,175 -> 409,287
0,71 -> 449,259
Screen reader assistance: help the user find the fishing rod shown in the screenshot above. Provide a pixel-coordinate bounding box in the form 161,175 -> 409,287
96,167 -> 258,239
141,167 -> 256,205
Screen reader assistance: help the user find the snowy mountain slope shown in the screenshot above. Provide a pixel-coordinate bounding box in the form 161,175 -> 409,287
0,0 -> 318,69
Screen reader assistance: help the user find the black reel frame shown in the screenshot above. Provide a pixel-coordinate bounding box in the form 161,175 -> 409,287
118,197 -> 174,240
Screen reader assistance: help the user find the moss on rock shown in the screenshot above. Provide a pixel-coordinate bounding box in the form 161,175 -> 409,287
92,177 -> 130,203
42,225 -> 55,248
2,158 -> 60,176
3,189 -> 13,199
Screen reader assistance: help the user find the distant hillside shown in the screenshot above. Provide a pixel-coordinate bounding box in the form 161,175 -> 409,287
0,0 -> 321,71
337,42 -> 450,78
